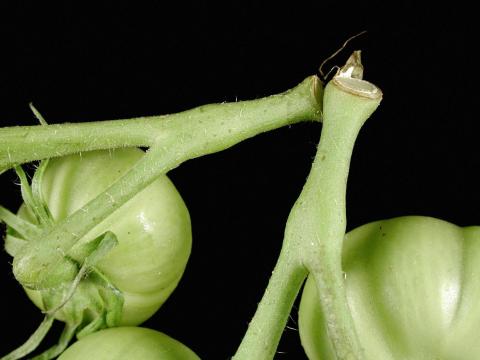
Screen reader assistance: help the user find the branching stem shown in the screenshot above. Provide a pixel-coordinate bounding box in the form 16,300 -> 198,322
1,54 -> 382,360
6,76 -> 324,290
234,53 -> 382,360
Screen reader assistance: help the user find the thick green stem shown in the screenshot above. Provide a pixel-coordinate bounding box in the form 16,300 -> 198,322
299,70 -> 382,359
234,53 -> 382,360
0,117 -> 160,172
233,249 -> 308,359
10,76 -> 324,289
0,76 -> 322,171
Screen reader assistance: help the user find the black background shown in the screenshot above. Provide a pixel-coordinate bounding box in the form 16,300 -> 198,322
0,2 -> 478,359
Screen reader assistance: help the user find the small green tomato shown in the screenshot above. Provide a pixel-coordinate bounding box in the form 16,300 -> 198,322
58,327 -> 200,360
299,216 -> 480,360
13,148 -> 192,326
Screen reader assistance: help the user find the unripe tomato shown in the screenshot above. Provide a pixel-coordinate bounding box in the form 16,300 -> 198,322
58,327 -> 200,360
299,216 -> 480,359
20,148 -> 191,325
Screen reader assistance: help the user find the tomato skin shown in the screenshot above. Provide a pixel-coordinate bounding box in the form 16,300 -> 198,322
57,327 -> 200,360
22,148 -> 192,325
299,216 -> 480,360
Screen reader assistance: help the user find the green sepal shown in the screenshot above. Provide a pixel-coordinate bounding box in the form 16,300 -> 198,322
31,159 -> 54,227
2,227 -> 123,359
17,267 -> 124,359
46,232 -> 119,315
29,103 -> 48,126
0,205 -> 41,240
0,315 -> 54,360
30,323 -> 79,360
4,233 -> 27,258
37,268 -> 124,332
81,231 -> 118,268
14,165 -> 40,223
14,162 -> 54,227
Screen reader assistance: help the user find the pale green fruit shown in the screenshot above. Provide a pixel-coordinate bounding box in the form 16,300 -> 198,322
299,216 -> 480,360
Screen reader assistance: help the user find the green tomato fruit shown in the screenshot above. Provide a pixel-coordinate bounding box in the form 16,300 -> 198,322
18,148 -> 191,326
58,327 -> 200,360
299,216 -> 480,360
